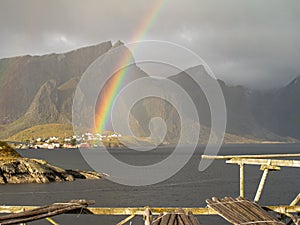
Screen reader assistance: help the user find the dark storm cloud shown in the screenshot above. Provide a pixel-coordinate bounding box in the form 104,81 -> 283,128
0,0 -> 299,89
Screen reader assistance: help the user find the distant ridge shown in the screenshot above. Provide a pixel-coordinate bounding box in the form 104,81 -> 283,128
0,42 -> 299,144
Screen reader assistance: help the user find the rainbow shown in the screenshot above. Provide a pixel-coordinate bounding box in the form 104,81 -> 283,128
95,0 -> 168,133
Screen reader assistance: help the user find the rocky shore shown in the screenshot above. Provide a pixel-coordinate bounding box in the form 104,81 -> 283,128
0,141 -> 103,184
0,158 -> 103,184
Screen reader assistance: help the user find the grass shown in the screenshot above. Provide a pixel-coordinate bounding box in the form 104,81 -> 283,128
8,123 -> 74,141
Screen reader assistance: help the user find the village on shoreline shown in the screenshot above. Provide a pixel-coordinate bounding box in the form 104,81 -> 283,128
11,132 -> 123,150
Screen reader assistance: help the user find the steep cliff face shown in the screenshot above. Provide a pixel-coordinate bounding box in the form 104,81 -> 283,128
1,78 -> 78,138
25,79 -> 60,122
24,78 -> 78,124
0,42 -> 113,124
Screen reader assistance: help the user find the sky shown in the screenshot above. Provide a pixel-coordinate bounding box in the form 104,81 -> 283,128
0,0 -> 300,89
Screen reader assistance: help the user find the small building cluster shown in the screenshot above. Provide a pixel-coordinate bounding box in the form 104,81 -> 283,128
15,132 -> 122,149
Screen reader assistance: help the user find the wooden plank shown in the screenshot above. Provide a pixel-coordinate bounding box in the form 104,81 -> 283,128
177,214 -> 185,225
218,197 -> 254,222
240,163 -> 245,197
207,197 -> 286,225
167,214 -> 177,225
206,198 -> 241,224
187,212 -> 200,225
45,217 -> 60,225
144,208 -> 151,225
0,206 -> 299,216
221,197 -> 260,222
0,205 -> 85,225
116,215 -> 135,225
202,154 -> 300,160
178,209 -> 192,225
264,205 -> 300,214
81,207 -> 218,215
290,193 -> 300,206
152,213 -> 163,225
160,213 -> 171,225
254,169 -> 269,202
0,200 -> 94,222
235,197 -> 277,222
174,217 -> 178,225
226,158 -> 300,167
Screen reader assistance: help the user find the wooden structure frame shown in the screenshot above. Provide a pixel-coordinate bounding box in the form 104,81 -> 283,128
201,153 -> 300,201
0,153 -> 299,225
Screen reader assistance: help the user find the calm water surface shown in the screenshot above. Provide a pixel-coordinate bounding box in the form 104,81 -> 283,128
0,144 -> 299,225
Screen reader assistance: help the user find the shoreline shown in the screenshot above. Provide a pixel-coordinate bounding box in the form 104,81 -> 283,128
13,141 -> 300,151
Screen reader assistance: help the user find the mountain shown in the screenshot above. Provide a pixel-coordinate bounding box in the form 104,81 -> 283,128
168,65 -> 296,142
0,41 -> 112,125
0,42 -> 299,144
253,75 -> 300,139
0,41 -> 151,139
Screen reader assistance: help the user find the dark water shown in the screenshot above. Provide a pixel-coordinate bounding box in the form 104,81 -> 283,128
1,144 -> 299,225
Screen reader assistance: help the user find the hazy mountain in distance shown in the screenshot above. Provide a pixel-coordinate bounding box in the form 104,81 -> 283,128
253,75 -> 300,139
0,42 -> 299,143
169,65 -> 286,141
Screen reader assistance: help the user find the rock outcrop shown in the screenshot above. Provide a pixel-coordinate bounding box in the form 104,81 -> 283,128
0,158 -> 103,184
0,141 -> 21,158
0,141 -> 103,184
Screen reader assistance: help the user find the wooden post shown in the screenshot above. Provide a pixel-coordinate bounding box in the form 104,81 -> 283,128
20,208 -> 26,225
45,217 -> 59,225
144,207 -> 151,225
254,168 -> 269,202
284,193 -> 300,225
239,163 -> 245,197
290,193 -> 300,206
116,215 -> 135,225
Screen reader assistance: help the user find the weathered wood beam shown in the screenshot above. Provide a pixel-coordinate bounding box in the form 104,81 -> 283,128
0,205 -> 83,225
45,217 -> 59,225
254,169 -> 269,202
1,206 -> 299,215
0,200 -> 94,225
160,213 -> 171,225
188,211 -> 201,225
207,197 -> 288,225
144,207 -> 151,225
264,205 -> 300,214
226,158 -> 300,167
239,163 -> 245,197
290,193 -> 300,206
152,212 -> 163,225
202,154 -> 300,160
82,207 -> 217,215
116,214 -> 135,225
178,209 -> 193,225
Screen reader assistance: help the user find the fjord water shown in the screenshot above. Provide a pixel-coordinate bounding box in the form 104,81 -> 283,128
1,144 -> 299,225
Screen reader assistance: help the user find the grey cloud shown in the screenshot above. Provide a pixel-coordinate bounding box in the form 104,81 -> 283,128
0,0 -> 299,89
